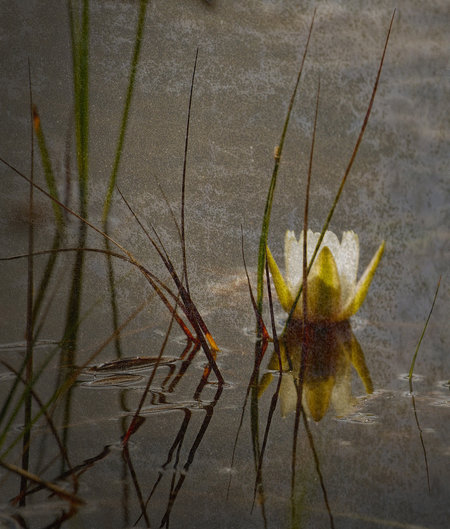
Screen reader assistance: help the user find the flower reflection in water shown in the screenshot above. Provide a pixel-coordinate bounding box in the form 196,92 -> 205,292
259,320 -> 373,422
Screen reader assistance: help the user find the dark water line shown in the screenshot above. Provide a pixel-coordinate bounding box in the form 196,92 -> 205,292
227,340 -> 267,500
123,312 -> 181,446
227,231 -> 269,503
168,343 -> 199,394
250,379 -> 268,528
159,386 -> 223,528
252,259 -> 283,512
105,235 -> 124,360
160,473 -> 183,528
169,411 -> 192,471
302,412 -> 335,529
22,445 -> 109,502
185,385 -> 223,472
290,366 -> 302,525
120,387 -> 131,524
409,378 -> 431,491
252,373 -> 282,510
59,219 -> 89,470
60,383 -> 74,474
228,233 -> 270,498
161,363 -> 177,390
134,409 -> 192,528
20,62 -> 35,506
123,445 -> 151,528
137,382 -> 221,525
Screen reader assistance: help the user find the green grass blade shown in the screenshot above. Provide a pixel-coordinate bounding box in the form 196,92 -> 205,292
102,0 -> 149,223
78,0 -> 89,218
0,264 -> 132,454
409,277 -> 441,378
65,0 -> 90,349
32,107 -> 65,229
256,10 -> 315,316
68,0 -> 89,219
283,11 -> 395,332
0,343 -> 61,453
32,231 -> 62,326
1,288 -> 151,460
101,0 -> 149,367
60,2 -> 90,422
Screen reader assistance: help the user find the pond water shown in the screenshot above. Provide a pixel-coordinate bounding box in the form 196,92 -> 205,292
1,1 -> 450,528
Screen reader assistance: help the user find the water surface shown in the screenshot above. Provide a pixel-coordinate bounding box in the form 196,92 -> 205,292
1,1 -> 450,528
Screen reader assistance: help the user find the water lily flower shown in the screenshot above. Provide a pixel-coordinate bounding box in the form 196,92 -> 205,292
266,230 -> 385,323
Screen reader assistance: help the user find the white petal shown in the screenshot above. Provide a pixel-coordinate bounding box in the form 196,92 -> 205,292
335,231 -> 359,305
321,231 -> 341,259
280,372 -> 298,418
285,230 -> 302,296
306,230 -> 340,271
306,230 -> 321,264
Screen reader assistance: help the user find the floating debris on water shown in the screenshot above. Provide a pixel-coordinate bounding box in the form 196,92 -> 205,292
79,374 -> 144,388
135,401 -> 211,415
86,356 -> 180,373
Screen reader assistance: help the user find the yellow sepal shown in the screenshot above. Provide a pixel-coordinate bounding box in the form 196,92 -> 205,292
266,246 -> 294,313
340,240 -> 385,320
